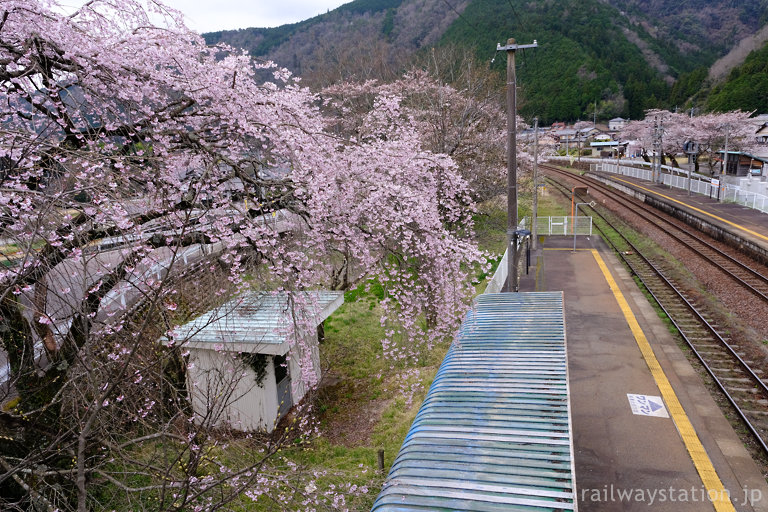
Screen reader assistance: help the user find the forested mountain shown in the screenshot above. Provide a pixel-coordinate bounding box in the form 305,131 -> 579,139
707,41 -> 768,113
606,0 -> 768,59
203,0 -> 768,122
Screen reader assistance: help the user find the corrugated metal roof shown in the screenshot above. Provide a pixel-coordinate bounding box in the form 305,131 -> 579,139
172,290 -> 343,353
371,292 -> 575,512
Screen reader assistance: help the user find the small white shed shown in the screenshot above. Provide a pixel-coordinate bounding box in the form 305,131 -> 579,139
172,291 -> 344,432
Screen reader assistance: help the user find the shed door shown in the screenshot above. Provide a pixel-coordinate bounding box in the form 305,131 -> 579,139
274,355 -> 292,419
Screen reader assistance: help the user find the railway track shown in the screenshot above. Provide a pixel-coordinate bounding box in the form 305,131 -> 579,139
543,166 -> 768,458
543,164 -> 768,301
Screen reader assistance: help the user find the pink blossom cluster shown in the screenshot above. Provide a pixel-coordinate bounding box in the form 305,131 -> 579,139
0,0 -> 486,509
619,109 -> 756,172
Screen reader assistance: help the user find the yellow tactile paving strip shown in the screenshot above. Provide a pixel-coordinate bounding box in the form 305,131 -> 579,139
612,176 -> 768,244
591,248 -> 736,512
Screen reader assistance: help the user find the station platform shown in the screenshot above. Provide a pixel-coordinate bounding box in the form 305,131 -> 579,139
587,170 -> 768,263
519,235 -> 768,511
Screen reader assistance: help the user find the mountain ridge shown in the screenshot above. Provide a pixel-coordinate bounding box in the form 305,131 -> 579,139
203,0 -> 768,121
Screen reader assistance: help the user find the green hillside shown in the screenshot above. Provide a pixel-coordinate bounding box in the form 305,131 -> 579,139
203,0 -> 403,58
707,42 -> 768,113
203,0 -> 767,121
205,21 -> 309,57
440,0 -> 676,123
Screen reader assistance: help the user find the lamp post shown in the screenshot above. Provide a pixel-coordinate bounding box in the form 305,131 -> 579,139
573,201 -> 596,252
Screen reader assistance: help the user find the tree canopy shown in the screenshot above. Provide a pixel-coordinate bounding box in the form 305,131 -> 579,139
707,42 -> 768,114
0,1 -> 483,510
619,109 -> 756,173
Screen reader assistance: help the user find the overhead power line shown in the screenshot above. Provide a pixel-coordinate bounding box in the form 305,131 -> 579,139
439,0 -> 483,35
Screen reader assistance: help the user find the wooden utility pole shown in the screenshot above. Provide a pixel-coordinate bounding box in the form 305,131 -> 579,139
720,125 -> 729,201
532,117 -> 539,251
652,116 -> 659,183
498,37 -> 537,293
593,100 -> 597,127
657,117 -> 664,183
722,127 -> 729,177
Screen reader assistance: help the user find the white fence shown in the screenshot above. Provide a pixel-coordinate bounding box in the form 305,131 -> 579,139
722,180 -> 768,213
484,216 -> 593,294
591,160 -> 711,195
536,216 -> 593,236
561,156 -> 768,215
485,249 -> 508,294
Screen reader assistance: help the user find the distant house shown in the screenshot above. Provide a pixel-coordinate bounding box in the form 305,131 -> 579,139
609,117 -> 627,131
171,290 -> 343,432
590,140 -> 627,158
554,126 -> 598,146
755,123 -> 768,144
715,151 -> 768,176
749,113 -> 768,128
593,132 -> 613,142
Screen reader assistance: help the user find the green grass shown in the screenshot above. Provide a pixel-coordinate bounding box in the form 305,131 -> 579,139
532,187 -> 571,218
473,198 -> 507,254
473,185 -> 570,258
322,297 -> 387,385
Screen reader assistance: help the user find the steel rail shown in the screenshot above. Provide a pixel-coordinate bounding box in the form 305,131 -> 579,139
546,170 -> 768,457
543,164 -> 768,301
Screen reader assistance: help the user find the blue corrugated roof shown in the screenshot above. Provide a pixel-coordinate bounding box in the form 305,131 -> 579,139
371,292 -> 575,512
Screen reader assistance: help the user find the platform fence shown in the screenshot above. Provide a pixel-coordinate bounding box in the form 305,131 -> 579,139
536,215 -> 593,236
561,156 -> 768,215
485,217 -> 593,294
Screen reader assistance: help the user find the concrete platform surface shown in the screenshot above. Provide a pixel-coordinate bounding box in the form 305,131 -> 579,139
596,172 -> 768,258
519,234 -> 768,511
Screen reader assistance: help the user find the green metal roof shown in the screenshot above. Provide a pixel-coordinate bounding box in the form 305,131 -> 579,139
172,290 -> 343,354
371,292 -> 575,511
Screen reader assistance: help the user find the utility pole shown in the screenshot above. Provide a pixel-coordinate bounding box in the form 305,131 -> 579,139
651,117 -> 657,183
657,117 -> 664,183
577,130 -> 581,166
498,37 -> 537,293
652,116 -> 664,184
532,117 -> 539,251
720,125 -> 729,201
722,126 -> 729,177
593,100 -> 597,127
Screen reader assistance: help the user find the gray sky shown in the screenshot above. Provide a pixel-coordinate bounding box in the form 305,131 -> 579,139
58,1 -> 351,33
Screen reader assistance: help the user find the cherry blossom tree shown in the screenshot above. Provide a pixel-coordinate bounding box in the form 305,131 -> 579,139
0,1 -> 483,510
321,58 -> 530,204
619,109 -> 755,174
686,111 -> 757,175
619,112 -> 655,163
619,110 -> 688,166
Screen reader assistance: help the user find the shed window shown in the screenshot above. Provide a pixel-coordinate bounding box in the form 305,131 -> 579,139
274,354 -> 288,382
